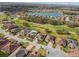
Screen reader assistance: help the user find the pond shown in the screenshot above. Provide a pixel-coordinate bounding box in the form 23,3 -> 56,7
28,12 -> 63,17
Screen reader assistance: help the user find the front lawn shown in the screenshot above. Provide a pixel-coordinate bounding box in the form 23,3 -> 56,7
0,33 -> 4,38
38,41 -> 48,46
19,42 -> 29,48
0,51 -> 9,57
61,46 -> 71,53
38,47 -> 47,57
26,38 -> 33,42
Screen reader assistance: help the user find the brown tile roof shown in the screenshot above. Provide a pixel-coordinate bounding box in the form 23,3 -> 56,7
0,40 -> 10,48
10,43 -> 20,53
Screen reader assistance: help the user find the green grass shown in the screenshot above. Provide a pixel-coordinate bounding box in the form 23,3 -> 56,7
13,18 -> 30,28
0,51 -> 9,57
0,14 -> 7,22
26,38 -> 33,42
13,18 -> 79,42
30,23 -> 58,36
14,18 -> 26,28
61,46 -> 70,53
19,42 -> 29,48
52,44 -> 56,48
0,33 -> 4,38
53,25 -> 79,33
18,35 -> 25,39
53,25 -> 68,30
38,47 -> 47,57
38,41 -> 48,45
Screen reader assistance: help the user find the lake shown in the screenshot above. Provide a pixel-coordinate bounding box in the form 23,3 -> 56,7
28,12 -> 63,17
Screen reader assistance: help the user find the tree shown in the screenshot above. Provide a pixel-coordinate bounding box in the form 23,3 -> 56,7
38,47 -> 47,57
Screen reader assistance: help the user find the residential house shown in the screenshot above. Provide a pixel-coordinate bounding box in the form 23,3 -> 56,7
26,43 -> 36,56
28,30 -> 38,39
50,36 -> 56,44
2,20 -> 17,30
75,15 -> 79,21
59,39 -> 68,47
35,32 -> 42,41
28,46 -> 40,57
41,35 -> 47,41
10,28 -> 22,35
9,46 -> 21,57
18,29 -> 31,37
0,39 -> 11,53
0,39 -> 22,55
16,48 -> 28,57
67,39 -> 78,49
44,35 -> 56,44
44,35 -> 50,42
10,43 -> 20,54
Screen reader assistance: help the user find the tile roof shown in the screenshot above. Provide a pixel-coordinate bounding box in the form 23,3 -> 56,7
16,49 -> 27,57
10,43 -> 20,53
0,40 -> 9,47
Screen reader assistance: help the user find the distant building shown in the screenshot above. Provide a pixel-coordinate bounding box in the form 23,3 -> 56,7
65,16 -> 70,21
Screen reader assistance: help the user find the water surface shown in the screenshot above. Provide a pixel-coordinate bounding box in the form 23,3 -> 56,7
28,12 -> 63,17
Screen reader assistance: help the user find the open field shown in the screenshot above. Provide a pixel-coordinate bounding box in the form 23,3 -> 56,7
13,18 -> 79,43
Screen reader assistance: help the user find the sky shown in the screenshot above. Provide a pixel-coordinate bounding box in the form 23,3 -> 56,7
38,2 -> 79,5
0,0 -> 79,2
0,0 -> 79,6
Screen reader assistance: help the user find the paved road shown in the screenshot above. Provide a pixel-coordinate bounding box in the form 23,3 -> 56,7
0,25 -> 68,57
36,43 -> 68,57
45,47 -> 68,57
